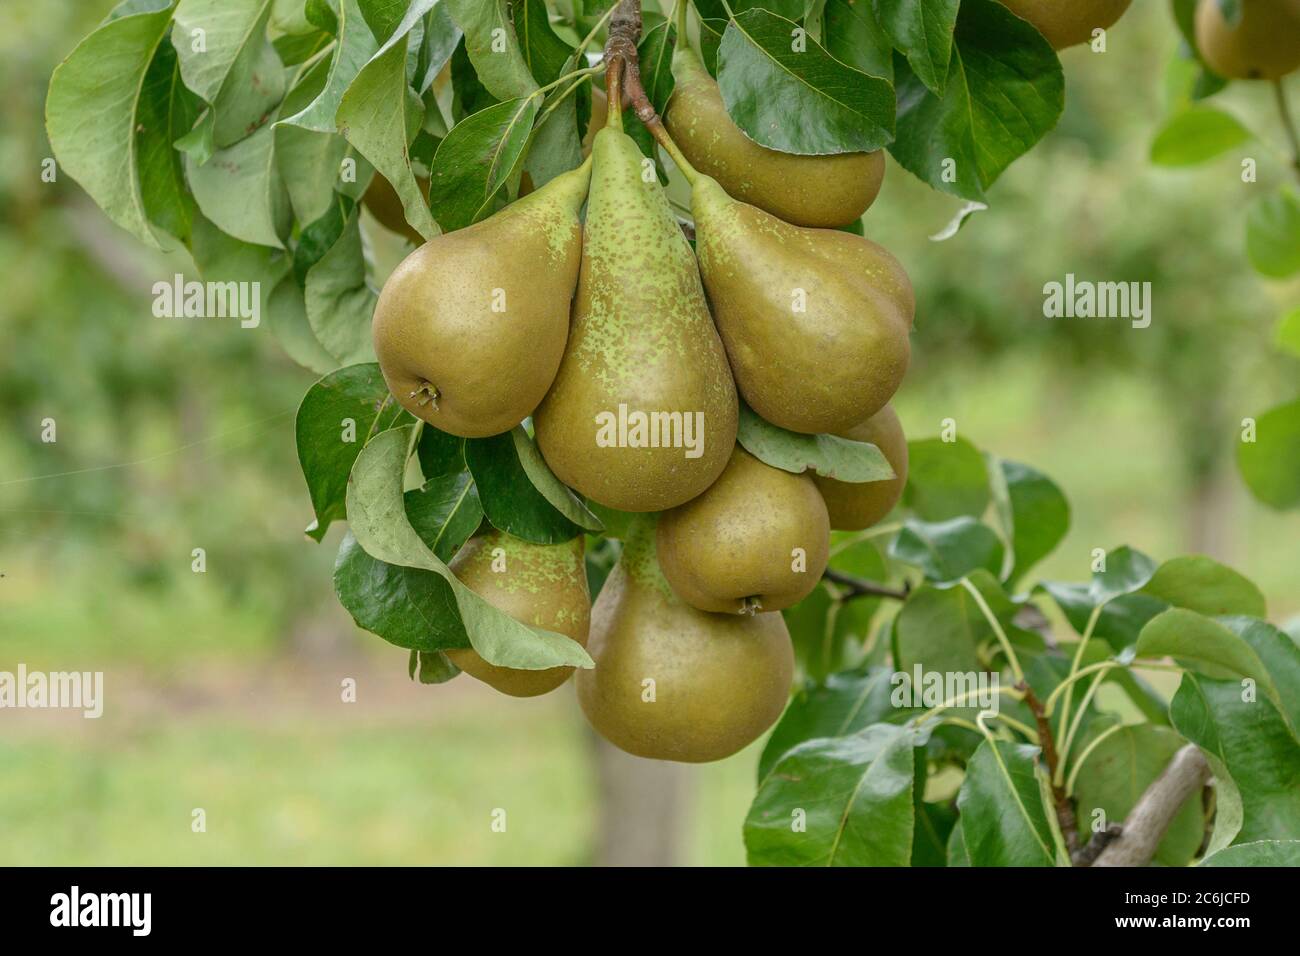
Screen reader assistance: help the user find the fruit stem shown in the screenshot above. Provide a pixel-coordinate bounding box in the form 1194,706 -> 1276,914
606,56 -> 625,132
1272,79 -> 1300,182
673,0 -> 690,52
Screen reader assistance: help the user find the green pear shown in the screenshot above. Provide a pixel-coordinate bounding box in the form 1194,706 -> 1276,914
1194,0 -> 1300,80
577,517 -> 793,763
664,47 -> 884,228
657,446 -> 829,613
372,161 -> 591,438
688,173 -> 915,436
445,530 -> 590,698
1001,0 -> 1133,49
533,116 -> 737,511
813,404 -> 909,531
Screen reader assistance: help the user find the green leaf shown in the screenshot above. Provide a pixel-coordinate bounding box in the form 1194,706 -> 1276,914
956,739 -> 1058,866
890,517 -> 1004,583
411,649 -> 461,683
893,572 -> 1015,676
1072,725 -> 1204,867
427,97 -> 540,232
737,403 -> 893,481
137,36 -> 202,244
782,583 -> 846,684
45,0 -> 180,247
1136,608 -> 1276,699
889,0 -> 1063,201
1200,840 -> 1300,867
1246,187 -> 1300,278
638,19 -> 677,114
511,0 -> 573,86
1149,107 -> 1252,166
446,0 -> 537,101
1238,397 -> 1300,510
1275,306 -> 1300,359
717,8 -> 894,154
1142,555 -> 1266,618
510,428 -> 602,532
1038,580 -> 1167,651
172,0 -> 287,148
295,362 -> 406,541
1090,545 -> 1159,605
187,118 -> 292,247
822,0 -> 893,81
336,1 -> 439,241
758,665 -> 907,781
346,426 -> 593,669
278,0 -> 379,134
464,428 -> 586,544
276,53 -> 363,227
267,276 -> 336,374
745,724 -> 918,866
304,212 -> 377,365
417,426 -> 465,480
405,473 -> 484,562
1171,673 -> 1300,844
990,457 -> 1070,585
873,0 -> 959,95
902,436 -> 989,520
1223,616 -> 1300,736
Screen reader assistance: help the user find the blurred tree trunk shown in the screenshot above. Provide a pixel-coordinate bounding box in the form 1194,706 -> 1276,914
1185,464 -> 1238,561
589,729 -> 688,866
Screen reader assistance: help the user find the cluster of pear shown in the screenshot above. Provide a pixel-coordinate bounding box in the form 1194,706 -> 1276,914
370,48 -> 913,763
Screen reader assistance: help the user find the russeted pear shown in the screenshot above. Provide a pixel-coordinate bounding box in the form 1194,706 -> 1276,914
657,447 -> 829,614
446,530 -> 590,698
684,171 -> 915,436
577,517 -> 793,763
1194,0 -> 1300,80
813,404 -> 909,531
371,160 -> 591,438
664,47 -> 884,229
533,108 -> 737,511
1000,0 -> 1133,49
362,172 -> 429,245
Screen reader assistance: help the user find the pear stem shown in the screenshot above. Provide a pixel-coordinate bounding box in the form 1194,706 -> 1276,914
674,0 -> 689,50
605,57 -> 625,132
1272,79 -> 1300,182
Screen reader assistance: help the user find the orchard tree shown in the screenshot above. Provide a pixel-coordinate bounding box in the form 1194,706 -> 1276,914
45,0 -> 1300,866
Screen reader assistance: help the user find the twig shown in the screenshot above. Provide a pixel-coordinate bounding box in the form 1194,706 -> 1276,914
1018,682 -> 1082,859
1093,744 -> 1212,867
1074,824 -> 1124,866
821,568 -> 910,601
1273,79 -> 1300,182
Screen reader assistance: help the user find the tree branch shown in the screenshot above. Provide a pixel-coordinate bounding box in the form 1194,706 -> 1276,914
1018,682 -> 1082,859
821,568 -> 910,602
1092,744 -> 1211,867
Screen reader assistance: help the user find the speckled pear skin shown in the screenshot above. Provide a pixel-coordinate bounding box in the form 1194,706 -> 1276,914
813,404 -> 909,531
445,531 -> 590,698
534,127 -> 737,511
576,518 -> 793,763
371,161 -> 590,438
664,47 -> 885,229
1001,0 -> 1133,50
656,446 -> 829,613
691,174 -> 915,436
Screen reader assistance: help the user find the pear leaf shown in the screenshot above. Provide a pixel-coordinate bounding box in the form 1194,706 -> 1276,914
737,404 -> 892,481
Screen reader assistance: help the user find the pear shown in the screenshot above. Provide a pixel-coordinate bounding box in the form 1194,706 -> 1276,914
1194,0 -> 1300,80
1000,0 -> 1133,49
577,517 -> 793,763
813,404 -> 909,531
362,172 -> 429,245
686,172 -> 915,436
371,160 -> 591,438
445,530 -> 590,698
533,111 -> 737,511
657,446 -> 829,614
664,47 -> 884,229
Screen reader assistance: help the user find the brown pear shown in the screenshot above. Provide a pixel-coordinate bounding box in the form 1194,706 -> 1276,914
813,404 -> 909,531
577,517 -> 793,763
362,172 -> 430,245
688,173 -> 915,435
664,47 -> 884,228
446,531 -> 590,697
533,110 -> 737,511
372,160 -> 591,438
657,447 -> 829,613
1194,0 -> 1300,80
1001,0 -> 1133,49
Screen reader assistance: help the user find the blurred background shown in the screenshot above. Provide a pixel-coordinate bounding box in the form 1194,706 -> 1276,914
1,0 -> 1297,865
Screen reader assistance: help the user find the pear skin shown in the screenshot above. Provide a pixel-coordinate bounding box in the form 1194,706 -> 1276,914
657,447 -> 829,613
372,161 -> 591,438
1194,0 -> 1300,80
534,126 -> 737,511
577,518 -> 793,763
690,174 -> 915,436
362,172 -> 429,245
813,404 -> 909,531
445,531 -> 590,697
664,48 -> 884,228
1001,0 -> 1133,49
